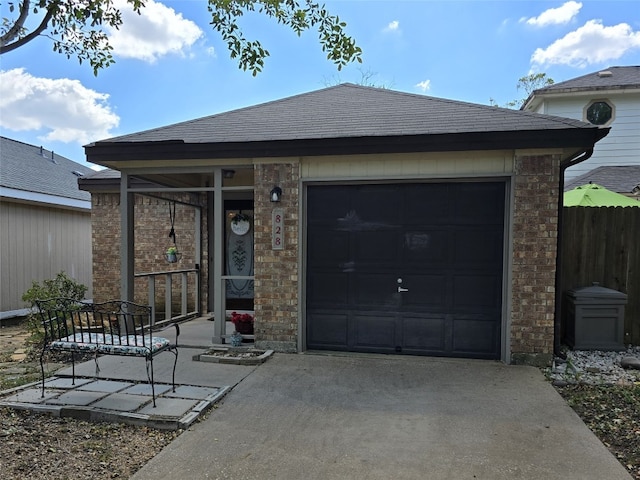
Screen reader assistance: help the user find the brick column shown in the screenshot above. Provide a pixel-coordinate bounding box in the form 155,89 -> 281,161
510,154 -> 561,365
253,162 -> 300,352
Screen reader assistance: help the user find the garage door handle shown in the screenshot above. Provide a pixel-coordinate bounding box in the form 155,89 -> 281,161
398,287 -> 409,293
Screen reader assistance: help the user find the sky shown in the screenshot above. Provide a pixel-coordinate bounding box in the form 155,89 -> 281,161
1,0 -> 639,169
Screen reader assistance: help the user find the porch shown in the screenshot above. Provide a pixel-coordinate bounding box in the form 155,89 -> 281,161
0,317 -> 257,430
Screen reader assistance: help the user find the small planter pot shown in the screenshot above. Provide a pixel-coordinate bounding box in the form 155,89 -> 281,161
233,322 -> 254,335
230,332 -> 243,347
166,253 -> 178,263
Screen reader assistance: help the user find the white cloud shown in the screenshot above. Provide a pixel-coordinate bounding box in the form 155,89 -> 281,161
415,80 -> 431,92
383,20 -> 400,33
522,1 -> 582,27
0,68 -> 119,144
108,0 -> 203,63
531,20 -> 640,67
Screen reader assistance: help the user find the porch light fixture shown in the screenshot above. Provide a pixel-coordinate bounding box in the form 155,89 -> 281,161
223,169 -> 235,179
270,186 -> 282,202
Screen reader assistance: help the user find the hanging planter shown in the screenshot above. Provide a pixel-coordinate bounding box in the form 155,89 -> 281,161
165,246 -> 182,263
164,201 -> 182,263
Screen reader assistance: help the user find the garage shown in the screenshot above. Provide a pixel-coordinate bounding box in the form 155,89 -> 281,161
306,181 -> 505,359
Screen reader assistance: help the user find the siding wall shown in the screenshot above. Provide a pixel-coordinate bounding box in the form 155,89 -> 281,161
300,151 -> 515,179
534,93 -> 640,181
0,200 -> 92,313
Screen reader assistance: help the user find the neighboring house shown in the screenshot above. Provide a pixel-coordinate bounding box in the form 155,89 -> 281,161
79,84 -> 608,365
522,65 -> 640,181
0,136 -> 93,318
564,165 -> 640,197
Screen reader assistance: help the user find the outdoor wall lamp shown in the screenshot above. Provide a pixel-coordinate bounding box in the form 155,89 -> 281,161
223,169 -> 235,179
270,186 -> 282,202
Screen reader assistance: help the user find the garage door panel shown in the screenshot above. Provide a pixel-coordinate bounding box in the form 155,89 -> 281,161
307,312 -> 349,347
453,229 -> 503,266
307,272 -> 349,306
353,186 -> 399,223
353,313 -> 396,348
401,315 -> 446,350
355,230 -> 399,263
453,184 -> 505,224
307,187 -> 351,221
404,184 -> 451,223
400,274 -> 447,309
307,230 -> 350,266
452,316 -> 499,357
452,274 -> 501,309
402,230 -> 449,264
353,273 -> 399,307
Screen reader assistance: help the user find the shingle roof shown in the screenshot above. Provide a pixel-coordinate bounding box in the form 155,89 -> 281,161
0,136 -> 93,202
564,165 -> 640,193
96,83 -> 596,145
533,66 -> 640,95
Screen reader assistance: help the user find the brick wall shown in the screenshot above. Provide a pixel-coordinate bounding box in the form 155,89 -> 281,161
89,155 -> 562,363
510,154 -> 561,365
91,193 -> 207,317
253,163 -> 300,352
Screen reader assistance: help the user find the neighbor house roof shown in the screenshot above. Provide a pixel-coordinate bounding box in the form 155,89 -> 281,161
0,136 -> 93,209
564,165 -> 640,193
85,84 -> 608,166
523,66 -> 640,110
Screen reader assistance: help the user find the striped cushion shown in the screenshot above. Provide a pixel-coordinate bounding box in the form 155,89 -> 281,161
50,333 -> 170,356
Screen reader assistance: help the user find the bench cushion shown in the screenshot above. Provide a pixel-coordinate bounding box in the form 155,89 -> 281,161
101,335 -> 171,356
51,333 -> 112,352
50,334 -> 171,357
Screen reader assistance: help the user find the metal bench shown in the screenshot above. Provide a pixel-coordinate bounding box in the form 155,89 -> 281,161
36,298 -> 180,407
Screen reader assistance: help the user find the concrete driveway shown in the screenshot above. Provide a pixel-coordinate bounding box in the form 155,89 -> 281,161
132,353 -> 631,480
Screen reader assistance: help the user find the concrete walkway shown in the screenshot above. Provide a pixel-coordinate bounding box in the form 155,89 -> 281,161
0,317 -> 631,479
132,353 -> 631,480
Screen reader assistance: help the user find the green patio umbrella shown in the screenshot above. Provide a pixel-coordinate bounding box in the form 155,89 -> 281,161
564,183 -> 640,207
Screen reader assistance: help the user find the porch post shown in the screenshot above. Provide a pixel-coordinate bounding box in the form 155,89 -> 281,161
212,169 -> 225,343
120,172 -> 134,303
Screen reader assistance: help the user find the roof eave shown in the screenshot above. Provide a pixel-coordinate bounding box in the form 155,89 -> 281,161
524,85 -> 640,111
85,128 -> 608,167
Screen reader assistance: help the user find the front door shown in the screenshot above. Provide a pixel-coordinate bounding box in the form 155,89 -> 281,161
305,182 -> 505,359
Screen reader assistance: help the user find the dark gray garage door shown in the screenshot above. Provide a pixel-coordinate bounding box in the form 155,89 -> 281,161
306,182 -> 505,359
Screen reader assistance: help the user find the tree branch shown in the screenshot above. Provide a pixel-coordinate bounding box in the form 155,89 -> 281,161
0,1 -> 56,54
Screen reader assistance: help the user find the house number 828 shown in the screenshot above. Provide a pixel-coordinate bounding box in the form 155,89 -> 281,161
272,208 -> 284,250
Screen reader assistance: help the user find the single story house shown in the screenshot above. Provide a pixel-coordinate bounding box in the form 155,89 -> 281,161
79,84 -> 609,365
0,136 -> 93,318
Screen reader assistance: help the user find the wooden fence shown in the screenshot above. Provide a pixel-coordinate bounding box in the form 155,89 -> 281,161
560,206 -> 640,345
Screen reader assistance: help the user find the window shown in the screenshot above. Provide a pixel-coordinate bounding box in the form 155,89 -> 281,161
585,100 -> 613,125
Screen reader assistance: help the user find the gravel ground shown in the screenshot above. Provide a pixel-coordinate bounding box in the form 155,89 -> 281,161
1,323 -> 639,479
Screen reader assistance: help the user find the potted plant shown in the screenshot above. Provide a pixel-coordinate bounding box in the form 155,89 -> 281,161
231,311 -> 254,335
166,246 -> 178,263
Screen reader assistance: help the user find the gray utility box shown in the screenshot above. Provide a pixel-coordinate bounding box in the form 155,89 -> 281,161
564,282 -> 627,351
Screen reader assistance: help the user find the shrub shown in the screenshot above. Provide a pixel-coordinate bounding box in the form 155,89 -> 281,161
21,272 -> 88,352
